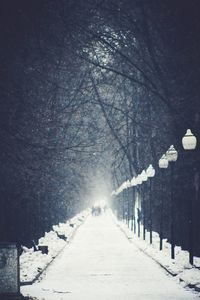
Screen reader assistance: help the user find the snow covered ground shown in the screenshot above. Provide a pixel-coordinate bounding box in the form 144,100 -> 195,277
115,216 -> 200,292
21,210 -> 199,299
20,210 -> 89,283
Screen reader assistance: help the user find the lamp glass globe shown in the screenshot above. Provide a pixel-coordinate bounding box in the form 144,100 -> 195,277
182,129 -> 197,150
166,145 -> 178,162
159,154 -> 169,169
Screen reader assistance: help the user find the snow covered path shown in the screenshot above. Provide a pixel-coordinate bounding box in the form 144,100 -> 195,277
22,212 -> 198,300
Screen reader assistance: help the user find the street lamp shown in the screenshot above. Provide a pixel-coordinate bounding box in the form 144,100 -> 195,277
140,170 -> 148,240
119,184 -> 125,222
146,164 -> 155,244
166,145 -> 178,162
131,177 -> 137,186
158,154 -> 169,250
126,180 -> 131,227
136,175 -> 142,238
130,177 -> 137,233
182,129 -> 197,150
166,145 -> 178,259
182,129 -> 197,265
137,175 -> 143,184
141,170 -> 148,180
122,181 -> 129,224
158,154 -> 169,169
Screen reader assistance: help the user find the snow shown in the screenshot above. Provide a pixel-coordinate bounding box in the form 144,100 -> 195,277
21,210 -> 199,299
116,217 -> 200,289
20,249 -> 52,283
177,269 -> 200,287
20,210 -> 89,283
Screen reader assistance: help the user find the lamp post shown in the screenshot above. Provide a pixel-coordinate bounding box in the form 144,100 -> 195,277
140,170 -> 148,240
166,145 -> 178,259
117,185 -> 123,220
182,129 -> 197,265
122,189 -> 125,221
126,180 -> 131,228
122,180 -> 130,224
130,177 -> 137,233
122,182 -> 128,224
158,154 -> 169,250
125,182 -> 129,225
117,183 -> 124,220
136,175 -> 142,238
146,164 -> 155,244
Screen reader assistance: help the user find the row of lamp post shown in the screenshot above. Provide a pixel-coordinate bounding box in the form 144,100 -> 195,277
158,129 -> 197,262
112,165 -> 156,243
112,128 -> 197,264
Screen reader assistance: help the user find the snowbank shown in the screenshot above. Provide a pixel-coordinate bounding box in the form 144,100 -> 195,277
20,210 -> 89,284
115,216 -> 200,292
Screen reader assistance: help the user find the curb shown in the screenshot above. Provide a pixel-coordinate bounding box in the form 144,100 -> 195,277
116,222 -> 176,277
20,215 -> 89,286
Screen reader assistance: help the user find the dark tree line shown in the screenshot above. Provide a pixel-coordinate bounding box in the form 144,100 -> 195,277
0,0 -> 109,245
